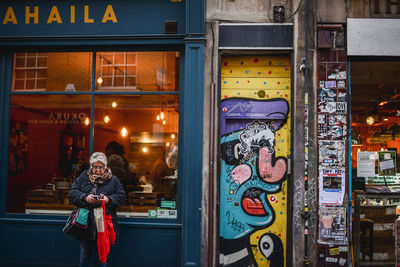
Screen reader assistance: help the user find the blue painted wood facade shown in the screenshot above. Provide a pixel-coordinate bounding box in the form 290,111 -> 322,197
0,1 -> 205,266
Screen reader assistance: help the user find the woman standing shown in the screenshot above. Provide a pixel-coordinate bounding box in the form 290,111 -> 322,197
69,152 -> 127,267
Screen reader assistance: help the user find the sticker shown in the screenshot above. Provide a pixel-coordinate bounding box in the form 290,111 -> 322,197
161,200 -> 176,209
326,257 -> 338,263
339,258 -> 347,266
318,206 -> 346,244
148,209 -> 157,218
337,89 -> 347,102
318,88 -> 337,113
318,124 -> 328,139
167,209 -> 178,219
325,102 -> 337,113
335,102 -> 347,114
328,73 -> 336,79
325,81 -> 336,88
327,115 -> 347,139
336,71 -> 346,80
318,114 -> 326,124
337,80 -> 346,89
319,140 -> 345,166
157,209 -> 167,218
319,81 -> 325,87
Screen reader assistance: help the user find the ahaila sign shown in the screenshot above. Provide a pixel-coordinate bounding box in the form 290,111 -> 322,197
0,0 -> 184,38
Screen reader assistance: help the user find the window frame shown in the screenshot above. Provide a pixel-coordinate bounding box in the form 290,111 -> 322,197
1,47 -> 185,224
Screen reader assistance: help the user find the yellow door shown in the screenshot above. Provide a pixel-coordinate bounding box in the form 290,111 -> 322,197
219,55 -> 291,266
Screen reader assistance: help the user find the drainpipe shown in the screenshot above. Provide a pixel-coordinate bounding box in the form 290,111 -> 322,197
208,22 -> 216,267
301,0 -> 311,265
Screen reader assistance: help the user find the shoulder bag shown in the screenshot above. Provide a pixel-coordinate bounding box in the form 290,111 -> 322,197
63,208 -> 90,238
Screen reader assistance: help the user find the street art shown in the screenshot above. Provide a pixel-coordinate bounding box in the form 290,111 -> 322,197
220,98 -> 289,266
219,55 -> 291,267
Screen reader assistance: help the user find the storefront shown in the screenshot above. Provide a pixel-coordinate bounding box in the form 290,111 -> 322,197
0,1 -> 205,266
347,18 -> 400,266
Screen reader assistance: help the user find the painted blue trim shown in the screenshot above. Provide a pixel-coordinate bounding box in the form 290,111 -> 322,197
186,0 -> 205,34
10,91 -> 180,95
0,53 -> 13,214
348,60 -> 353,227
181,42 -> 204,267
0,38 -> 186,47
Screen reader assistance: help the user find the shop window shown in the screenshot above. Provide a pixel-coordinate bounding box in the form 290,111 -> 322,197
7,51 -> 180,219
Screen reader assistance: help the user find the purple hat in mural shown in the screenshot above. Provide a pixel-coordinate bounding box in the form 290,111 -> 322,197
221,98 -> 289,136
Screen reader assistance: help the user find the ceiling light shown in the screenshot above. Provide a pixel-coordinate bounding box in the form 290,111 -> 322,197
121,127 -> 128,137
379,101 -> 388,106
366,116 -> 375,125
142,147 -> 148,153
97,77 -> 103,85
104,115 -> 110,123
162,120 -> 166,125
166,142 -> 170,147
384,117 -> 389,121
171,133 -> 175,139
112,101 -> 117,108
84,117 -> 90,125
156,114 -> 160,121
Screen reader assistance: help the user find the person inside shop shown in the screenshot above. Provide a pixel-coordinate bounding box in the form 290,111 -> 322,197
105,141 -> 136,184
107,154 -> 131,195
69,152 -> 127,267
150,149 -> 174,192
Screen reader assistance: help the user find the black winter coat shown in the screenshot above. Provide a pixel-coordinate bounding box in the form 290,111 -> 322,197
69,170 -> 127,241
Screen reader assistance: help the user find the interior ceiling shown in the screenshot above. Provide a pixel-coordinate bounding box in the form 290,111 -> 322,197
351,61 -> 400,114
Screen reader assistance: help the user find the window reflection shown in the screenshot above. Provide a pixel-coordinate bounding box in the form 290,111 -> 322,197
96,51 -> 180,91
93,95 -> 179,217
12,52 -> 92,92
7,95 -> 91,213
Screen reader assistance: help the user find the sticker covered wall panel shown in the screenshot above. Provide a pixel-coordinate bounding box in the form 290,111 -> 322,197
219,55 -> 291,267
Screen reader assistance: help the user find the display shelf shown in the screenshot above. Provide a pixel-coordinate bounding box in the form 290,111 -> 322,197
353,192 -> 400,266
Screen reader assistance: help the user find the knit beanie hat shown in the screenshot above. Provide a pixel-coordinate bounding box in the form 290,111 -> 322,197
90,152 -> 108,168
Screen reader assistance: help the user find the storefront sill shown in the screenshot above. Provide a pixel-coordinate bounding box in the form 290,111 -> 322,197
0,216 -> 183,229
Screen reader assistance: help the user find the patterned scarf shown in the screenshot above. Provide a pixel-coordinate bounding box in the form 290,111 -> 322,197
88,168 -> 113,186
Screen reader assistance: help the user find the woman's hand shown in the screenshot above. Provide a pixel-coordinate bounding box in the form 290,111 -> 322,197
85,194 -> 97,204
100,194 -> 110,204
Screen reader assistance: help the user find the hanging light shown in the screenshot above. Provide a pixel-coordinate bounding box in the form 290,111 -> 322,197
142,147 -> 148,153
166,142 -> 170,147
84,117 -> 90,125
156,114 -> 160,121
162,120 -> 166,125
112,101 -> 117,108
121,127 -> 128,137
97,77 -> 103,85
160,110 -> 165,120
104,115 -> 110,123
366,116 -> 375,125
171,133 -> 175,139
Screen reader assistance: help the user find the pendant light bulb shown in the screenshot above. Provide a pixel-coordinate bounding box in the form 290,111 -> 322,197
162,120 -> 166,125
166,142 -> 170,147
84,117 -> 90,125
121,127 -> 128,137
160,111 -> 165,120
171,133 -> 175,139
97,77 -> 103,85
104,115 -> 110,123
156,114 -> 160,121
112,101 -> 117,108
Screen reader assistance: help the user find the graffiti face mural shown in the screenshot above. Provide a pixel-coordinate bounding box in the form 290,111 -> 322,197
220,98 -> 289,266
219,55 -> 291,267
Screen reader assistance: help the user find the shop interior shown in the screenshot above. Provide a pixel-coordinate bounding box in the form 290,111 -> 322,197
6,52 -> 179,218
351,61 -> 400,265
